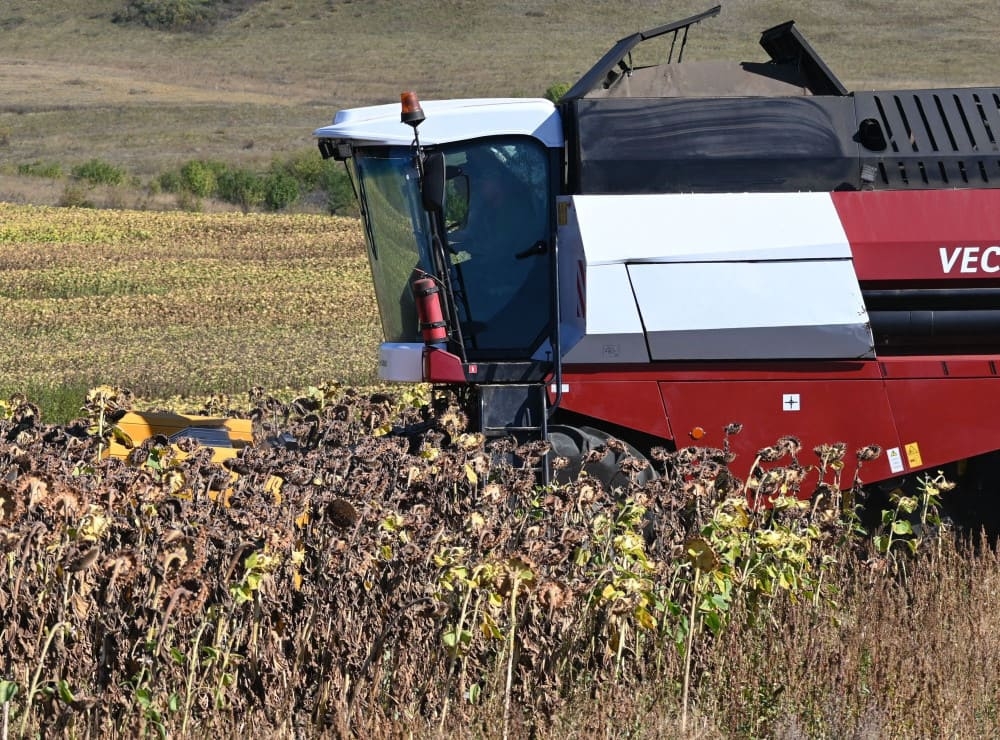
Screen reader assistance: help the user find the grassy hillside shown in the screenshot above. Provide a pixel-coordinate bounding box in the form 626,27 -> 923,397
2,0 -> 1000,206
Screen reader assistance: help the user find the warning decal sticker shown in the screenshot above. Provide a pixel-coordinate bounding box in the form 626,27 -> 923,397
887,447 -> 904,474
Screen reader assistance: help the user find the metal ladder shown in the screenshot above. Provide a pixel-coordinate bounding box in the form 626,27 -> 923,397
474,383 -> 551,484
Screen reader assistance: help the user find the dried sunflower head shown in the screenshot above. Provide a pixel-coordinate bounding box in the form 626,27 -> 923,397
814,442 -> 847,466
756,446 -> 785,463
856,444 -> 882,462
776,435 -> 802,456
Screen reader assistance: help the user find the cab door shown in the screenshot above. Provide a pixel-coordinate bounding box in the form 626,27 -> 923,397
441,138 -> 553,360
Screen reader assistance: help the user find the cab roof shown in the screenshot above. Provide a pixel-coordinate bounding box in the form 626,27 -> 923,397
314,97 -> 563,149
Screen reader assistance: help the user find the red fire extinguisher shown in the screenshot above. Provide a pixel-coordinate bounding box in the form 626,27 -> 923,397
413,277 -> 447,343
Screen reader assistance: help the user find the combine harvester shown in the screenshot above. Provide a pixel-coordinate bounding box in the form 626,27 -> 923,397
315,6 -> 1000,505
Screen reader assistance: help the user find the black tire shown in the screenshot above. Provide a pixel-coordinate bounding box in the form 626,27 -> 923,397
548,424 -> 657,491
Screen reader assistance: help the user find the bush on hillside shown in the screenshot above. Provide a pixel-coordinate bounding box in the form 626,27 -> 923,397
17,162 -> 62,178
155,169 -> 182,193
112,0 -> 262,31
216,166 -> 265,210
58,183 -> 96,208
179,159 -> 218,198
323,165 -> 358,216
544,82 -> 571,102
155,154 -> 357,214
71,159 -> 125,186
263,170 -> 299,211
279,148 -> 327,191
112,0 -> 214,30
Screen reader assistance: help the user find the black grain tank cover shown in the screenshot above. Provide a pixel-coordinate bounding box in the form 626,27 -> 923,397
566,95 -> 860,194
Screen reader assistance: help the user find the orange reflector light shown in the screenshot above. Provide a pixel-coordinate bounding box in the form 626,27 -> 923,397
689,426 -> 706,441
400,91 -> 425,127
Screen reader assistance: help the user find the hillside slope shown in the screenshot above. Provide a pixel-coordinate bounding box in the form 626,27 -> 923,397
2,1 -> 1000,192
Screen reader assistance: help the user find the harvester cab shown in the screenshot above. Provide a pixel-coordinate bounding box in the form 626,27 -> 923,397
317,6 -> 1000,503
317,89 -> 564,455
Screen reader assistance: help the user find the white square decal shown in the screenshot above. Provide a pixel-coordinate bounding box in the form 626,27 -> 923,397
887,447 -> 904,474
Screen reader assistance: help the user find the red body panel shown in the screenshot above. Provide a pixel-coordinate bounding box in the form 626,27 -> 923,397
424,347 -> 466,383
879,356 -> 1000,474
559,355 -> 1000,486
560,362 -> 899,484
659,376 -> 900,483
553,376 -> 672,439
832,190 -> 1000,283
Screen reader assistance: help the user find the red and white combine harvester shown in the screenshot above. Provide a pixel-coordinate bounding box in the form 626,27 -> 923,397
315,7 -> 1000,506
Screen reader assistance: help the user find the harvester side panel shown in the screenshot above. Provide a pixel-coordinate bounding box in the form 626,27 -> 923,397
880,357 -> 1000,478
548,377 -> 672,441
555,360 -> 905,484
833,189 -> 1000,352
559,192 -> 873,364
560,263 -> 649,364
657,374 -> 901,483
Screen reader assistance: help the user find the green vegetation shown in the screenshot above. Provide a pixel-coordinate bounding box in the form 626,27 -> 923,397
10,380 -> 96,424
543,82 -> 571,103
71,159 -> 126,186
112,0 -> 213,30
16,161 -> 62,178
10,151 -> 358,216
111,0 -> 256,31
177,159 -> 216,197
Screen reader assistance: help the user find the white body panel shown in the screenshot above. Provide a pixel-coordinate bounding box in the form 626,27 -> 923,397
574,192 -> 853,265
378,342 -> 424,382
562,264 -> 649,364
629,260 -> 872,360
314,98 -> 564,148
559,193 -> 874,363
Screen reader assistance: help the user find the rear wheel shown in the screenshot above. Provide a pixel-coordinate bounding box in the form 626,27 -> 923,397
548,424 -> 657,491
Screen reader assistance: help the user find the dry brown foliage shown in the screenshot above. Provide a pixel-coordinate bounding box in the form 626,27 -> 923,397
1,387 -> 998,738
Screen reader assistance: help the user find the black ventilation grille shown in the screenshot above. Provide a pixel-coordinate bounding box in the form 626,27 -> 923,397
856,88 -> 1000,188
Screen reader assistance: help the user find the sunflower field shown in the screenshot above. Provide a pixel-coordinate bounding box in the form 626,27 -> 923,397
2,204 -> 1000,739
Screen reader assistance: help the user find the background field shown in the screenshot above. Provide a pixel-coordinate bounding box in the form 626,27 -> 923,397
0,203 -> 378,417
3,0 -> 1000,207
2,0 -> 1000,411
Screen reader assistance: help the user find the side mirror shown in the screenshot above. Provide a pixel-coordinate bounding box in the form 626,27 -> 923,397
422,151 -> 447,213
